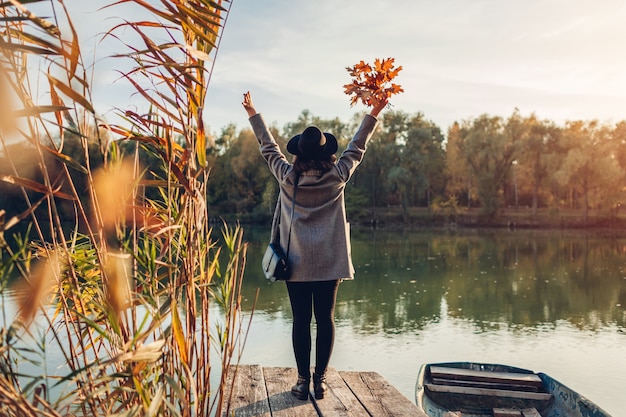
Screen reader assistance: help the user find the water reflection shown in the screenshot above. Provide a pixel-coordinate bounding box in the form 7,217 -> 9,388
243,227 -> 626,333
239,227 -> 626,414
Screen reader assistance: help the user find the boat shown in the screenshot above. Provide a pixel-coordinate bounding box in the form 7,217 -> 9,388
415,362 -> 611,417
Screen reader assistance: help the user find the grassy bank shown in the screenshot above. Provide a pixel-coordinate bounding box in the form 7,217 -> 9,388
352,206 -> 626,230
214,206 -> 626,231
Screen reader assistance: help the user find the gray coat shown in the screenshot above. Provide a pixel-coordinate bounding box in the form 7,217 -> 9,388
249,113 -> 379,282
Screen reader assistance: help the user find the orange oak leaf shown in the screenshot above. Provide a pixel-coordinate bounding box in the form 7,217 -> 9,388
343,57 -> 404,107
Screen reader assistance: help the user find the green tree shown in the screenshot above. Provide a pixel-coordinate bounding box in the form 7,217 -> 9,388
445,122 -> 475,208
353,111 -> 401,218
378,110 -> 408,214
514,115 -> 561,215
383,112 -> 446,221
207,124 -> 239,214
229,129 -> 270,214
404,113 -> 446,207
457,111 -> 524,218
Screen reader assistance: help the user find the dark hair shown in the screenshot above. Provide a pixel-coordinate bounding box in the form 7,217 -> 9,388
293,154 -> 337,175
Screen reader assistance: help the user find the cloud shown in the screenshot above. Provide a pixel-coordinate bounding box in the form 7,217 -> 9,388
51,0 -> 626,133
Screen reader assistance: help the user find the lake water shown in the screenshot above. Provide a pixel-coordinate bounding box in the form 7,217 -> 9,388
238,226 -> 626,416
2,226 -> 624,415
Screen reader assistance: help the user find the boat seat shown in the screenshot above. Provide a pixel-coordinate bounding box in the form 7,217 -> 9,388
425,384 -> 552,401
430,366 -> 543,392
424,384 -> 553,412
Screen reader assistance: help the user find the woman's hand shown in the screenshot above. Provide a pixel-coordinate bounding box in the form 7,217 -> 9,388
242,91 -> 257,117
369,98 -> 389,118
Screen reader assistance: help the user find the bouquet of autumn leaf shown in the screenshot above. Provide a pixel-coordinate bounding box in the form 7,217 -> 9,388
343,57 -> 404,107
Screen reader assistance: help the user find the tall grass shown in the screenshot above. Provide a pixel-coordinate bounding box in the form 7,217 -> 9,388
0,1 -> 252,416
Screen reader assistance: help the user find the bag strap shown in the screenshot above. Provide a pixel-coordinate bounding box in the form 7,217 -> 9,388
270,174 -> 299,255
284,174 -> 299,258
270,196 -> 281,243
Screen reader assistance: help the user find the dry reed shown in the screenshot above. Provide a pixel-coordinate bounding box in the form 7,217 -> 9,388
0,1 -> 251,416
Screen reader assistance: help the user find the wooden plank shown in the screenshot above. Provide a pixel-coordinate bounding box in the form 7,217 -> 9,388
221,364 -> 271,417
424,384 -> 552,401
430,366 -> 542,389
262,367 -> 319,417
521,408 -> 542,417
337,371 -> 389,417
310,368 -> 369,417
341,371 -> 429,417
493,409 -> 523,417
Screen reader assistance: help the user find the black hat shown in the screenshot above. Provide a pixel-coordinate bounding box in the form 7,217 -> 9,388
287,126 -> 338,160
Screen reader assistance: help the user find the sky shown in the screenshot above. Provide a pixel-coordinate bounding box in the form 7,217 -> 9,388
66,0 -> 626,134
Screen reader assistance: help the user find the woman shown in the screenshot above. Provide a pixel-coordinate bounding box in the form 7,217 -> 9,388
242,91 -> 387,400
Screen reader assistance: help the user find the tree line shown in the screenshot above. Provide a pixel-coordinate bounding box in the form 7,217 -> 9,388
2,108 -> 626,226
203,107 -> 626,223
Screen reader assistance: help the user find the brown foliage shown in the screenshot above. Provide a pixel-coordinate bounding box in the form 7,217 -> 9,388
343,57 -> 404,107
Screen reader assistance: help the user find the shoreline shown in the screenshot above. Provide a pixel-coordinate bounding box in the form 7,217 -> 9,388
215,207 -> 626,232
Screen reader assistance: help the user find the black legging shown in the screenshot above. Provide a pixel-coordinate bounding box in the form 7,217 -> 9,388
286,280 -> 340,379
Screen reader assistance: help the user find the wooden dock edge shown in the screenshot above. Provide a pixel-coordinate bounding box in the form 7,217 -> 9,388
221,364 -> 428,417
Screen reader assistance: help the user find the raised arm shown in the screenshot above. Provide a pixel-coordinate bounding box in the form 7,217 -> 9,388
242,91 -> 258,118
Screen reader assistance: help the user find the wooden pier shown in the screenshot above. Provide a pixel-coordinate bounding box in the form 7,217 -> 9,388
221,365 -> 428,417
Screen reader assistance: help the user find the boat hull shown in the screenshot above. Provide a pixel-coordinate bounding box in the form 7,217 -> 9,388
415,362 -> 611,417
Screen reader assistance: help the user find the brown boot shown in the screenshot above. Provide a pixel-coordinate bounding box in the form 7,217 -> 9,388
291,375 -> 310,400
313,372 -> 328,399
